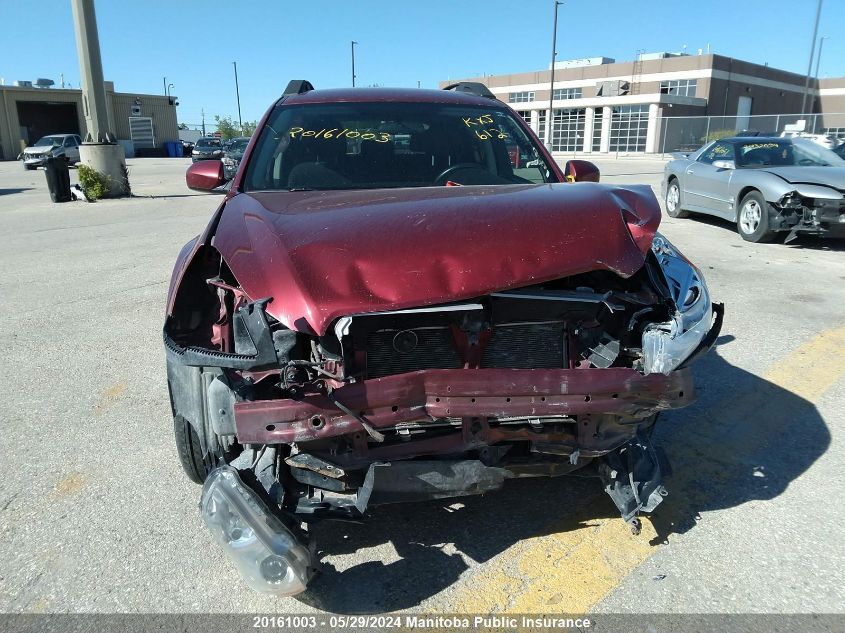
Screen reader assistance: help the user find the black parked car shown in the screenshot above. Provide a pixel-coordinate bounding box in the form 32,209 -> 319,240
191,137 -> 223,163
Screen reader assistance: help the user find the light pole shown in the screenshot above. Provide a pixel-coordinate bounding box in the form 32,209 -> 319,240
800,0 -> 823,115
351,41 -> 358,87
547,0 -> 563,149
815,35 -> 829,78
163,76 -> 167,96
232,61 -> 242,134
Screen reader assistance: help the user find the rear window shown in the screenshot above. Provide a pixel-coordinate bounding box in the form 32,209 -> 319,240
242,102 -> 555,192
197,138 -> 221,148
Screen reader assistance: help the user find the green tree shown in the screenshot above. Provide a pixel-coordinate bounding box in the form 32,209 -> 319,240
214,115 -> 259,139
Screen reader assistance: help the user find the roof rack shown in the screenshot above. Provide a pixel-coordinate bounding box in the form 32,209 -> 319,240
442,82 -> 498,100
283,80 -> 314,97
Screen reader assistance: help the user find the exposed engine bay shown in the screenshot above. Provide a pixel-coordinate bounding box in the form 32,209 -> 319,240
164,235 -> 722,595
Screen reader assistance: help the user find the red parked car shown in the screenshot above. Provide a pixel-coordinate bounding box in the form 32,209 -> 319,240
165,80 -> 723,596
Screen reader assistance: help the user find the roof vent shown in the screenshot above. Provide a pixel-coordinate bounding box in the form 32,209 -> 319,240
442,82 -> 498,100
283,80 -> 314,96
34,78 -> 55,88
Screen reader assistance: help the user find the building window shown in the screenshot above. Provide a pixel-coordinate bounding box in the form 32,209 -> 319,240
659,79 -> 697,97
609,105 -> 648,152
538,110 -> 547,142
553,87 -> 582,100
592,109 -> 603,152
508,91 -> 535,103
550,108 -> 585,152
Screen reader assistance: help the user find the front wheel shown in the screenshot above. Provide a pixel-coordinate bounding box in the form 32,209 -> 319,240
737,191 -> 777,243
173,415 -> 212,483
665,179 -> 689,218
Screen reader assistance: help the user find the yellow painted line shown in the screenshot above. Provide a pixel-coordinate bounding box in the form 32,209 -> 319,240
764,323 -> 845,402
447,322 -> 845,614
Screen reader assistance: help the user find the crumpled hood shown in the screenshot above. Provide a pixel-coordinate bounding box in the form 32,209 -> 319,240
762,166 -> 845,189
24,145 -> 58,155
213,183 -> 661,335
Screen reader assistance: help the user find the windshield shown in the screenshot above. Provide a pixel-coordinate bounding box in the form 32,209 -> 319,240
736,139 -> 845,167
229,139 -> 249,152
197,138 -> 221,148
242,102 -> 555,191
34,136 -> 61,147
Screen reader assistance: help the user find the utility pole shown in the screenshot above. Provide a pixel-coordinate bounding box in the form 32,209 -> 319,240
71,0 -> 128,196
351,41 -> 358,87
232,61 -> 242,135
71,0 -> 112,142
801,0 -> 823,115
547,1 -> 563,148
202,108 -> 206,137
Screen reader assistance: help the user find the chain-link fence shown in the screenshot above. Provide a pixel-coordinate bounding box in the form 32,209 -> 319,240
658,112 -> 845,154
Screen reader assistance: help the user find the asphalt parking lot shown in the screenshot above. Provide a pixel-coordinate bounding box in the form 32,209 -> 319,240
0,157 -> 843,615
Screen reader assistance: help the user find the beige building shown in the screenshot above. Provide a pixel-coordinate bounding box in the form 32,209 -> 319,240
442,53 -> 845,154
0,81 -> 179,160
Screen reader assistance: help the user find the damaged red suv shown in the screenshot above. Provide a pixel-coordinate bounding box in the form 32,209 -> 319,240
165,80 -> 723,595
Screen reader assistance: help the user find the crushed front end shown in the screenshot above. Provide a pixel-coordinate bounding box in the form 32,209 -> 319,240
164,234 -> 722,594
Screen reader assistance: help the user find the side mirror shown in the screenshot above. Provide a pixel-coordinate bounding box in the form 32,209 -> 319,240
712,159 -> 735,170
563,159 -> 600,183
186,160 -> 226,191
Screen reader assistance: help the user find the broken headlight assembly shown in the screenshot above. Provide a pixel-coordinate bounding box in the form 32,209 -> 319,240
641,234 -> 714,375
200,466 -> 313,596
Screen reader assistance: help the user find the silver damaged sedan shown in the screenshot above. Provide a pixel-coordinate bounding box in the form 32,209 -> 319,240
662,137 -> 845,242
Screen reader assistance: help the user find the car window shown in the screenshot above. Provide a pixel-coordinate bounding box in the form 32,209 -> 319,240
243,102 -> 556,192
34,137 -> 60,147
698,141 -> 734,165
64,137 -> 76,147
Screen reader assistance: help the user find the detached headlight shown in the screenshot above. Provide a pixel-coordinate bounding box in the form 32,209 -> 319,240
642,234 -> 713,375
200,466 -> 312,596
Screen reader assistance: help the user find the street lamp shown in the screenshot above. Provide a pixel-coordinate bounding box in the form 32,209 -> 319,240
547,0 -> 563,149
351,41 -> 358,87
166,83 -> 174,98
232,61 -> 243,135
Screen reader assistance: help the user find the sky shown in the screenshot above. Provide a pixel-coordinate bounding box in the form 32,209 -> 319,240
1,0 -> 843,129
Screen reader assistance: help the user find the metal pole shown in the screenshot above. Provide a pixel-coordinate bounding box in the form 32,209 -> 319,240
201,108 -> 206,137
814,36 -> 829,78
163,76 -> 167,96
232,61 -> 242,134
547,1 -> 562,148
800,0 -> 823,115
351,41 -> 357,87
71,0 -> 112,142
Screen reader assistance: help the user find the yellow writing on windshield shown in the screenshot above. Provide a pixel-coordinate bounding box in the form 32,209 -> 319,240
462,114 -> 495,127
741,143 -> 780,153
288,127 -> 390,143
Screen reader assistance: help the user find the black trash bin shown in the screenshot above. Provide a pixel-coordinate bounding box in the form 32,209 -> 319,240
44,157 -> 72,203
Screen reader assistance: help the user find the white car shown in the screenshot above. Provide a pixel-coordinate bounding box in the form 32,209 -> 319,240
20,134 -> 82,170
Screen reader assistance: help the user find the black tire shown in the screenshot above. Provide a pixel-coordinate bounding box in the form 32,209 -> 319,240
173,415 -> 211,484
665,178 -> 689,218
736,190 -> 777,243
